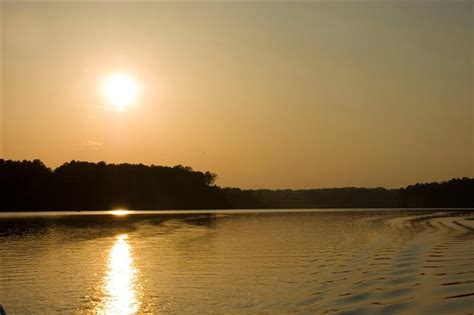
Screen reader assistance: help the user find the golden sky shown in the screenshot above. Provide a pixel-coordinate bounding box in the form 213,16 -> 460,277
1,2 -> 473,189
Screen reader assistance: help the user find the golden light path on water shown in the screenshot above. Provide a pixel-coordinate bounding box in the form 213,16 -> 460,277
1,211 -> 474,314
98,234 -> 140,315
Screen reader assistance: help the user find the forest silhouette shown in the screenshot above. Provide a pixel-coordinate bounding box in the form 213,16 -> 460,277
0,159 -> 472,211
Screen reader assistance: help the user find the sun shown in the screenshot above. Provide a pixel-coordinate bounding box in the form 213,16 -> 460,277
102,73 -> 140,111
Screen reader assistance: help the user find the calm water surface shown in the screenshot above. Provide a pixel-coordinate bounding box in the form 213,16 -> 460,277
0,210 -> 473,314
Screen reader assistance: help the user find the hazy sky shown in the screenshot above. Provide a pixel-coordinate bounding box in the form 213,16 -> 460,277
2,1 -> 473,189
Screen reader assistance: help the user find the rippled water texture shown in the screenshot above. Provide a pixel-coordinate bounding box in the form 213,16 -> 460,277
0,210 -> 473,314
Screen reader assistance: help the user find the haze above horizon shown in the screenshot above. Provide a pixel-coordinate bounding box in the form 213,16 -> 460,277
2,2 -> 473,189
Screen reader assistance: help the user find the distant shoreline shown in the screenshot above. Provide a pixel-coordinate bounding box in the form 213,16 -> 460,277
1,159 -> 473,211
1,208 -> 474,213
1,208 -> 474,221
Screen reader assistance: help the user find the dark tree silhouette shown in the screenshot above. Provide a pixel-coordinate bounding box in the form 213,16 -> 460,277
0,159 -> 472,211
398,178 -> 474,208
0,159 -> 227,211
223,187 -> 400,209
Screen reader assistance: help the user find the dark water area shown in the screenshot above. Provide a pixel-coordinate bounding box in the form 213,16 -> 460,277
0,209 -> 473,314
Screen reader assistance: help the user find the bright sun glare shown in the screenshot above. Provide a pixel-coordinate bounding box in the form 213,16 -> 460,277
110,209 -> 132,216
102,73 -> 140,111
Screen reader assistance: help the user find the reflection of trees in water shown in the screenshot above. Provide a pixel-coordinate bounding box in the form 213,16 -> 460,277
182,214 -> 218,228
0,213 -> 220,242
0,216 -> 138,241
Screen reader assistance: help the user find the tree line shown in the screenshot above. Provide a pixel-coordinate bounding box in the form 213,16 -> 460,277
225,177 -> 473,209
0,159 -> 226,211
0,159 -> 472,211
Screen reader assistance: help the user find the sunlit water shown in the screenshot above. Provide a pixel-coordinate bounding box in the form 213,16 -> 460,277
97,234 -> 139,315
0,210 -> 473,314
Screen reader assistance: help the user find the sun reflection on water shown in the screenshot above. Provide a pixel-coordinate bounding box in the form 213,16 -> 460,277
98,234 -> 140,315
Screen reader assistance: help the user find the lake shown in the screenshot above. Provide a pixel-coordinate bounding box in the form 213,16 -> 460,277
0,209 -> 473,314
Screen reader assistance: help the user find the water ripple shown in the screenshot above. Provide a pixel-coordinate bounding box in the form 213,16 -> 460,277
0,210 -> 473,314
